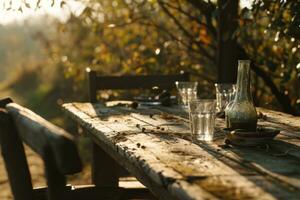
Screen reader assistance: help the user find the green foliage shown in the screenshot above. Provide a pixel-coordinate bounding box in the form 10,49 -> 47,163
41,0 -> 218,99
239,0 -> 300,111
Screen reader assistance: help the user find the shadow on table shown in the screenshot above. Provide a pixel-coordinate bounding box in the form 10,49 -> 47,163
195,138 -> 300,198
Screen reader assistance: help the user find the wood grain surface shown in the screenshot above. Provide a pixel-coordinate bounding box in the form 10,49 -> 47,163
63,102 -> 300,200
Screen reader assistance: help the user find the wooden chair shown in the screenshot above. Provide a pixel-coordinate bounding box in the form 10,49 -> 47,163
85,69 -> 190,188
0,98 -> 154,200
86,68 -> 190,103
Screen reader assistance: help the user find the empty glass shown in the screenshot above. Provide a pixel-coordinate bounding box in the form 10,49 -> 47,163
175,81 -> 198,107
215,83 -> 236,114
189,99 -> 216,142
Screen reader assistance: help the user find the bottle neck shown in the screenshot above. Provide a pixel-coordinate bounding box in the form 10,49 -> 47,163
235,61 -> 252,101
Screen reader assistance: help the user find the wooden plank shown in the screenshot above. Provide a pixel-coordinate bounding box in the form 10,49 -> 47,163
126,133 -> 299,199
6,103 -> 82,175
257,107 -> 300,131
91,142 -> 119,187
87,69 -> 97,103
90,71 -> 190,90
63,102 -> 300,199
43,146 -> 68,200
0,109 -> 34,200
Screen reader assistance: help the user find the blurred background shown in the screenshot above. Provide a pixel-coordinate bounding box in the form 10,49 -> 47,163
1,0 -> 300,124
0,0 -> 300,197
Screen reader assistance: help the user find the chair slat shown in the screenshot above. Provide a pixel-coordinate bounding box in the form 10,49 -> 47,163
87,69 -> 190,103
94,73 -> 190,90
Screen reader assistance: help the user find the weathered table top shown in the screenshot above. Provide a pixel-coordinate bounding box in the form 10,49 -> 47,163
62,102 -> 300,200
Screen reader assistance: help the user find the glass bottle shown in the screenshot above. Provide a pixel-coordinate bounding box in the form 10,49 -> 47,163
225,60 -> 257,131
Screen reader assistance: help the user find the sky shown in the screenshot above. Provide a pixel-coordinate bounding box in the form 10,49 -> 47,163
0,0 -> 84,24
0,0 -> 253,25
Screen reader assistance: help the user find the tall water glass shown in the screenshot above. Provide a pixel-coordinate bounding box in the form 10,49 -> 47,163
215,83 -> 236,114
189,99 -> 216,142
175,81 -> 198,107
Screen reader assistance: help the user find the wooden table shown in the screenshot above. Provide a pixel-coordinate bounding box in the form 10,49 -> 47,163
63,102 -> 300,200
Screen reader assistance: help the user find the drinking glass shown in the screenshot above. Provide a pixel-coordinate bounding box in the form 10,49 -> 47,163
189,99 -> 216,142
215,83 -> 236,114
175,81 -> 198,108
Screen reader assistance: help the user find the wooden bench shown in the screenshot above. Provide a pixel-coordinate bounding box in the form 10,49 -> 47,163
0,98 -> 154,200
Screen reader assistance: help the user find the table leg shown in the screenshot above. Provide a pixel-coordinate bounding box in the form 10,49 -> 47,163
92,142 -> 119,187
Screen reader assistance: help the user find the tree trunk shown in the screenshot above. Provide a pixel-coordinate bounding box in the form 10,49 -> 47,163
217,0 -> 239,83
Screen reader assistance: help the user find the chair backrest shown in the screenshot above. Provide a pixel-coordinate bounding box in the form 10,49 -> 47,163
0,99 -> 82,200
86,68 -> 190,103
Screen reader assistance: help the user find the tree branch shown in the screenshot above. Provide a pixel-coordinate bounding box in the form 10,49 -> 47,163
186,0 -> 217,40
158,0 -> 215,61
140,21 -> 211,63
163,2 -> 204,25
